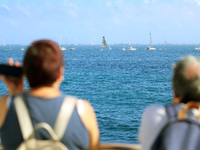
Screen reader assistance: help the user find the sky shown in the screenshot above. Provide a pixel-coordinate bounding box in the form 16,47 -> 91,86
0,0 -> 200,45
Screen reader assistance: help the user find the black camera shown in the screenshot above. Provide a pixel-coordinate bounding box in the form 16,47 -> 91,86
0,64 -> 23,79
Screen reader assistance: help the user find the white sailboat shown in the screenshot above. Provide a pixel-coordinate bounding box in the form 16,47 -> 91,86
121,44 -> 125,50
3,40 -> 6,46
59,34 -> 66,50
108,42 -> 111,50
60,47 -> 66,50
145,31 -> 156,50
70,48 -> 76,50
129,44 -> 136,50
195,43 -> 200,50
8,45 -> 12,50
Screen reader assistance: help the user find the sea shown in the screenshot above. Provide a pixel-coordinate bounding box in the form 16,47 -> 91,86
0,44 -> 200,144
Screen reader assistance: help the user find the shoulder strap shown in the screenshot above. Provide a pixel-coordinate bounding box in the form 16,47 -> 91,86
165,104 -> 181,121
14,95 -> 77,140
54,96 -> 77,139
14,95 -> 33,140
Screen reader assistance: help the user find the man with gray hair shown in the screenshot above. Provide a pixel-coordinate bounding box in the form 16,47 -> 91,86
172,55 -> 200,104
138,55 -> 200,150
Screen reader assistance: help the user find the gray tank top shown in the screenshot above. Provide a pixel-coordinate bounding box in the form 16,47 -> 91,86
0,92 -> 89,150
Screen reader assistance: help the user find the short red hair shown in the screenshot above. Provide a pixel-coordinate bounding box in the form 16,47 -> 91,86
23,40 -> 64,88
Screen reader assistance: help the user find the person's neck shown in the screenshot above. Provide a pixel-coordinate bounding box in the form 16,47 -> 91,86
29,86 -> 61,98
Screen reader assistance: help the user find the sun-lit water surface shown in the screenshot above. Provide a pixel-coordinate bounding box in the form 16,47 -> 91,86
0,44 -> 199,144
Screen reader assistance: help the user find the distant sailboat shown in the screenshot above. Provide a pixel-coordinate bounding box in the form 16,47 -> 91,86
91,36 -> 96,45
3,40 -> 6,46
121,44 -> 125,50
20,47 -> 24,50
129,43 -> 136,50
129,46 -> 136,50
8,45 -> 12,50
60,47 -> 66,50
195,43 -> 200,50
163,36 -> 167,50
145,31 -> 156,50
102,36 -> 108,47
59,34 -> 66,50
70,48 -> 76,50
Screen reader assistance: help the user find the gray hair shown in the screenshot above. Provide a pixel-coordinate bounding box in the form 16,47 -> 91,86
172,55 -> 200,103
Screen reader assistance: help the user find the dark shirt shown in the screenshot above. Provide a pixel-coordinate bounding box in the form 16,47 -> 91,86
0,92 -> 89,150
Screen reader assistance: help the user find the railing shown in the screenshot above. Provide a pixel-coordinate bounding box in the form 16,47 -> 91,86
0,140 -> 2,150
0,142 -> 141,150
100,143 -> 141,150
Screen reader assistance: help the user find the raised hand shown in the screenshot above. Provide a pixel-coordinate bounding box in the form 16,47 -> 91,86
0,58 -> 24,95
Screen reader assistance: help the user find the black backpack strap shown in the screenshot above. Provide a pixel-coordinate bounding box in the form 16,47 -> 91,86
165,104 -> 182,122
151,104 -> 183,150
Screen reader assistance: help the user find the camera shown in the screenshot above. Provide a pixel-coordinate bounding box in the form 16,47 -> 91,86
0,64 -> 23,79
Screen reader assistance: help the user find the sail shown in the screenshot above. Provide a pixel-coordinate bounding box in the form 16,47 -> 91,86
102,36 -> 107,47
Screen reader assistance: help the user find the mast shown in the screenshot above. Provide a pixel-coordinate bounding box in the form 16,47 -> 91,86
150,31 -> 152,46
60,34 -> 62,46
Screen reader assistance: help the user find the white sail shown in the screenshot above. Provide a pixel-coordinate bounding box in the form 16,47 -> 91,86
195,43 -> 200,50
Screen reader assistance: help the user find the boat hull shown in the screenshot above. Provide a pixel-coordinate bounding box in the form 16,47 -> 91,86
145,46 -> 156,50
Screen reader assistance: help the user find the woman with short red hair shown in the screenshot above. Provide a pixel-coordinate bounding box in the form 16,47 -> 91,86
0,40 -> 99,150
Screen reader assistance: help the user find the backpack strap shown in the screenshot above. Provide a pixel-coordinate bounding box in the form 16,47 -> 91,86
165,104 -> 181,121
54,96 -> 77,140
14,95 -> 77,141
165,103 -> 200,121
14,95 -> 33,140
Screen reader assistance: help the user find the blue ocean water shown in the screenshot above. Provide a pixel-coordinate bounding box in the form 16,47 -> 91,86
0,44 -> 200,144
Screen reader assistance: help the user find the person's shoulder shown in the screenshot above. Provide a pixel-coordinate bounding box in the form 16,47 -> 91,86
141,104 -> 168,127
143,104 -> 166,117
0,95 -> 9,106
77,99 -> 94,112
139,104 -> 168,148
0,95 -> 9,127
0,94 -> 9,100
76,99 -> 99,150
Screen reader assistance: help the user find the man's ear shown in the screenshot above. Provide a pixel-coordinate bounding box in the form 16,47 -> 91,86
54,66 -> 64,88
57,66 -> 64,81
172,91 -> 181,104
